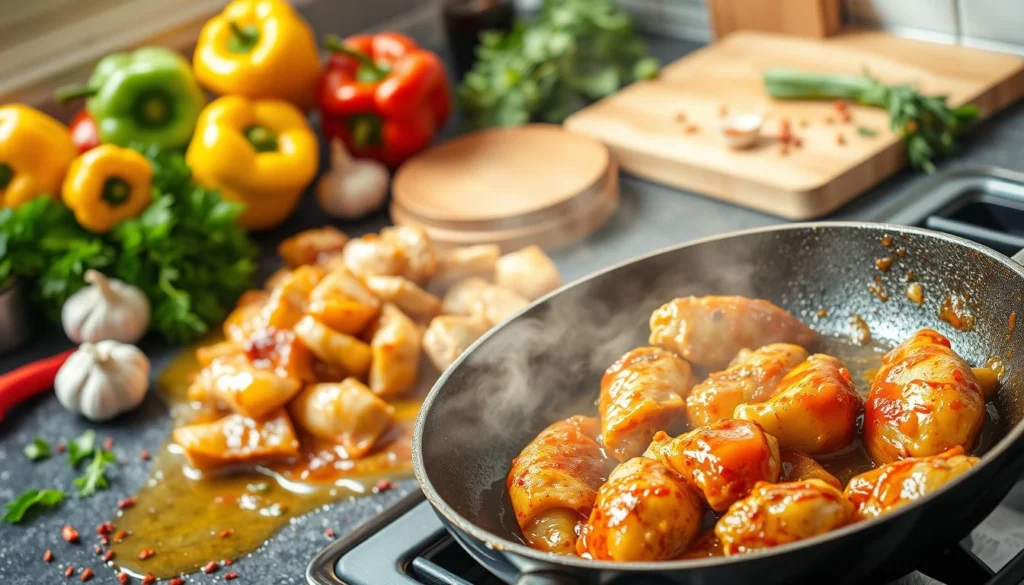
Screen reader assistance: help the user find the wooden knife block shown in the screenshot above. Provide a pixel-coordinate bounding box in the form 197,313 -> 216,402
708,0 -> 841,39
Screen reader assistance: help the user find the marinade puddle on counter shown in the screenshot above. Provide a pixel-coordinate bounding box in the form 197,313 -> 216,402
111,339 -> 431,579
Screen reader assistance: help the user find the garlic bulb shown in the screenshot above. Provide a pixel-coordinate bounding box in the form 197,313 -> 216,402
316,139 -> 389,219
62,269 -> 150,343
55,341 -> 150,421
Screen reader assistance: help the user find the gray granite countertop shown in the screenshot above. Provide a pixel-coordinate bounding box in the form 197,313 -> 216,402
4,34 -> 1024,585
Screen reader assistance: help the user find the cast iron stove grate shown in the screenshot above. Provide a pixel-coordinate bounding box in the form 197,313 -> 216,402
308,166 -> 1024,585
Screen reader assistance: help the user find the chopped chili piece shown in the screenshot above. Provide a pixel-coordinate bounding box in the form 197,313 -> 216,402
841,111 -> 852,123
97,522 -> 115,535
374,479 -> 395,493
799,119 -> 809,128
169,579 -> 185,585
138,548 -> 155,560
44,550 -> 54,563
66,566 -> 75,577
825,116 -> 835,124
114,530 -> 128,543
203,561 -> 220,574
142,574 -> 156,585
218,528 -> 234,538
779,118 -> 792,142
140,450 -> 151,462
103,437 -> 114,450
117,572 -> 130,584
793,137 -> 803,148
684,124 -> 699,134
223,559 -> 232,566
100,536 -> 109,546
56,443 -> 67,454
719,104 -> 728,118
81,567 -> 94,582
62,525 -> 80,543
118,497 -> 136,509
104,550 -> 116,562
674,112 -> 686,122
836,132 -> 846,145
94,544 -> 103,555
835,99 -> 848,112
324,529 -> 336,539
224,572 -> 238,581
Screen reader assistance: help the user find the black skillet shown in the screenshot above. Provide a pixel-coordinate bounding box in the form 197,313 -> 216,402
413,222 -> 1024,585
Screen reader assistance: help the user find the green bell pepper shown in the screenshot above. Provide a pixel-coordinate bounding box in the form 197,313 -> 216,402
56,47 -> 206,150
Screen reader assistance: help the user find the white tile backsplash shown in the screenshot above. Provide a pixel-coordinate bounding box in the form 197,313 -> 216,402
959,0 -> 1024,55
844,0 -> 959,37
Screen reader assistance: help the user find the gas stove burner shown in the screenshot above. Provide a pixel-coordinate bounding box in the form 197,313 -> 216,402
310,166 -> 1024,585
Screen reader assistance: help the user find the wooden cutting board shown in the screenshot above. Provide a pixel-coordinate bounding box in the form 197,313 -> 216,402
564,30 -> 1024,219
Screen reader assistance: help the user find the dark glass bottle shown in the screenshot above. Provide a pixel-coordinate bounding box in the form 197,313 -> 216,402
442,0 -> 515,80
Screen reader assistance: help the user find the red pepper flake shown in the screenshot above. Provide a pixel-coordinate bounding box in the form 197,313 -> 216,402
324,529 -> 336,539
224,572 -> 238,581
793,137 -> 803,148
825,116 -> 835,124
65,566 -> 75,578
44,550 -> 54,563
118,497 -> 136,509
779,118 -> 792,143
674,111 -> 686,122
117,572 -> 130,584
140,450 -> 150,462
93,544 -> 103,555
81,567 -> 94,582
103,550 -> 116,562
684,124 -> 699,134
834,99 -> 848,112
218,528 -> 234,538
138,548 -> 155,560
56,443 -> 66,454
62,525 -> 80,543
97,522 -> 115,535
718,104 -> 728,118
100,536 -> 110,546
836,132 -> 846,145
799,119 -> 809,128
779,143 -> 790,156
374,479 -> 395,493
114,530 -> 128,543
841,111 -> 852,123
142,574 -> 156,585
169,579 -> 185,585
103,437 -> 114,450
223,559 -> 232,566
203,561 -> 220,574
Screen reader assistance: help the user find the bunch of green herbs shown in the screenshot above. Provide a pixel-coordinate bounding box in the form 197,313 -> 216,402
0,146 -> 257,343
458,0 -> 659,128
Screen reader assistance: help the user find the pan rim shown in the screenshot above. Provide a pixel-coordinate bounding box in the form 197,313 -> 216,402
412,220 -> 1024,573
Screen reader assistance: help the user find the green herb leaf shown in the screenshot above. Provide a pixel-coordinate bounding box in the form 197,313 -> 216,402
857,126 -> 878,137
73,448 -> 117,498
24,437 -> 51,461
1,489 -> 66,523
67,430 -> 96,466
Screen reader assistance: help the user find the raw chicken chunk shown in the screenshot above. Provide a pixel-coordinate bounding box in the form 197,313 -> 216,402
495,245 -> 561,301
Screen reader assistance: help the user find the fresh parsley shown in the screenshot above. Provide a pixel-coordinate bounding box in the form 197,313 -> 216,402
1,489 -> 66,523
73,448 -> 117,498
67,430 -> 96,466
0,147 -> 257,343
458,0 -> 658,128
23,437 -> 51,461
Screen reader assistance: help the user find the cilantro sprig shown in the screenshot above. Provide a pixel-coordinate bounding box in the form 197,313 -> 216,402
0,147 -> 257,343
23,437 -> 51,461
73,448 -> 117,497
67,430 -> 96,466
1,489 -> 66,523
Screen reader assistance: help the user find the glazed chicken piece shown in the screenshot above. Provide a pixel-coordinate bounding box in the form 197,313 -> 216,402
368,304 -> 421,398
577,457 -> 703,561
735,354 -> 862,455
686,343 -> 808,426
364,275 -> 441,322
649,296 -> 818,371
187,354 -> 304,419
173,410 -> 300,472
441,278 -> 529,326
381,225 -> 437,284
779,448 -> 842,490
261,265 -> 325,330
342,234 -> 408,280
600,347 -> 697,461
429,244 -> 501,294
277,226 -> 349,268
307,267 -> 381,335
677,531 -> 725,560
644,419 -> 780,512
289,379 -> 395,458
223,291 -> 269,345
240,328 -> 316,382
507,416 -> 609,555
715,479 -> 854,555
495,245 -> 561,301
422,314 -> 491,371
863,329 -> 985,464
293,315 -> 372,378
844,446 -> 980,520
196,340 -> 242,367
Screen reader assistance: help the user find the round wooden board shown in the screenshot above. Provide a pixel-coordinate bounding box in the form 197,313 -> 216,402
391,124 -> 614,231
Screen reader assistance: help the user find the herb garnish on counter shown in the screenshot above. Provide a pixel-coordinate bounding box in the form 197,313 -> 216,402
458,0 -> 658,128
1,489 -> 66,523
764,68 -> 980,172
0,147 -> 257,343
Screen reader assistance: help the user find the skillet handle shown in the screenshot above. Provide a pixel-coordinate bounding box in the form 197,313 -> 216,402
1012,249 -> 1024,266
514,573 -> 582,585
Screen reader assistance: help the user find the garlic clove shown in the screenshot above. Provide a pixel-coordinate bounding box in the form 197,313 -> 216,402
720,113 -> 764,150
62,270 -> 150,344
55,340 -> 150,422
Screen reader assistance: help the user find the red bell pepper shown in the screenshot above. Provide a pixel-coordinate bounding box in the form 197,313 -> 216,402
319,32 -> 450,168
69,109 -> 101,153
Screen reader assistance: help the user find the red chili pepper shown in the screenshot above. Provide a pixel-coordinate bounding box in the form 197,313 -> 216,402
0,349 -> 75,422
69,109 -> 101,154
318,32 -> 450,168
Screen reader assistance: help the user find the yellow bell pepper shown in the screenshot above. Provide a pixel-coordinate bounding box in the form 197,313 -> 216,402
62,145 -> 153,233
193,0 -> 321,109
0,105 -> 77,208
186,96 -> 318,230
